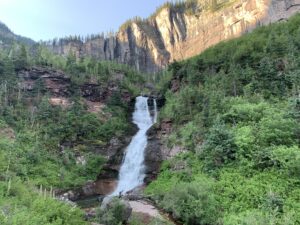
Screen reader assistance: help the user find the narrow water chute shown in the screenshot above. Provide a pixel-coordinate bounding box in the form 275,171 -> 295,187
110,96 -> 157,195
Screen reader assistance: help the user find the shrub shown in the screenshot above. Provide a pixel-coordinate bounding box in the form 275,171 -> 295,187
97,198 -> 131,225
161,180 -> 220,225
197,119 -> 237,171
223,210 -> 274,225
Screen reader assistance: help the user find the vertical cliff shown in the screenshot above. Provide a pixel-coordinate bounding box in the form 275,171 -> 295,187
47,0 -> 300,73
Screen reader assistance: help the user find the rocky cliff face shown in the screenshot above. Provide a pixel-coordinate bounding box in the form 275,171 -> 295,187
47,0 -> 300,73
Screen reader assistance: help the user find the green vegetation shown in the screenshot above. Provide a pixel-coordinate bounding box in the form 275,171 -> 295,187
96,198 -> 129,225
149,0 -> 236,19
2,3 -> 300,225
146,14 -> 300,225
0,39 -> 145,223
0,179 -> 87,225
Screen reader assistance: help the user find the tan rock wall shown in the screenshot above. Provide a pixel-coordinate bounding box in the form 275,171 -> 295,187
47,0 -> 300,73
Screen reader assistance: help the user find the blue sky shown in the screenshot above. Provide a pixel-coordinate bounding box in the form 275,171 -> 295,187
0,0 -> 168,41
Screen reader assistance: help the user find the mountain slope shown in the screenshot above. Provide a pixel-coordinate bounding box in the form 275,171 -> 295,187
46,0 -> 300,73
0,43 -> 146,223
0,21 -> 35,48
146,13 -> 300,225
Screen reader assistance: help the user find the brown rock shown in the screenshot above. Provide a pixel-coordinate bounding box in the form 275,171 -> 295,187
94,179 -> 118,195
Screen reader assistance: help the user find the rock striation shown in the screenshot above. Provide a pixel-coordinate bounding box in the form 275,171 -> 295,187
47,0 -> 300,73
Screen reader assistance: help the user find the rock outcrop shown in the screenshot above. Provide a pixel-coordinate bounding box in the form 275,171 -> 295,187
18,66 -> 133,107
46,0 -> 300,73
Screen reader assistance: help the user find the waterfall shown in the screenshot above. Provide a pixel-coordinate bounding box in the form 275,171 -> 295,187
110,96 -> 156,196
153,99 -> 157,123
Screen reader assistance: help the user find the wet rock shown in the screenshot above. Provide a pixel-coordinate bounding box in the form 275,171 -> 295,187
144,126 -> 163,184
94,179 -> 118,195
124,186 -> 145,201
95,126 -> 137,186
156,96 -> 165,108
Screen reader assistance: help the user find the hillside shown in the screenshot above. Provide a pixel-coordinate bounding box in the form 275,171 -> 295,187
0,45 -> 147,224
1,1 -> 300,225
0,21 -> 35,48
146,12 -> 300,225
46,0 -> 300,73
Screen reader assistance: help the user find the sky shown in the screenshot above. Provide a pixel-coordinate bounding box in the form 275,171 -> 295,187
0,0 -> 168,41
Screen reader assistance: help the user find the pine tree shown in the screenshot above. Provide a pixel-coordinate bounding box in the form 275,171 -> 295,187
13,45 -> 28,71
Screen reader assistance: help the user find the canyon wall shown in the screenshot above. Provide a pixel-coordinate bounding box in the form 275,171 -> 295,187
47,0 -> 300,73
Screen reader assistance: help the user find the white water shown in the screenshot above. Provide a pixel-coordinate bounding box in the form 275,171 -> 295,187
110,96 -> 156,196
153,99 -> 158,123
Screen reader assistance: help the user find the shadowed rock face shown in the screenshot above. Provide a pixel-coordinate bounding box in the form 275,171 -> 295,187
46,0 -> 300,73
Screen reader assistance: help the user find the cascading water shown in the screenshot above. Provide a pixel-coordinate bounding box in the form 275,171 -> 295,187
110,96 -> 156,196
153,99 -> 157,124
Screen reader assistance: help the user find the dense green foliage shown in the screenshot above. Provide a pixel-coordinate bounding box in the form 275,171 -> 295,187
147,14 -> 300,224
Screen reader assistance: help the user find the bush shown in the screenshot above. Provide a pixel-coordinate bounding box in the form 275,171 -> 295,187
97,198 -> 131,225
271,145 -> 300,176
197,119 -> 237,171
161,180 -> 220,225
